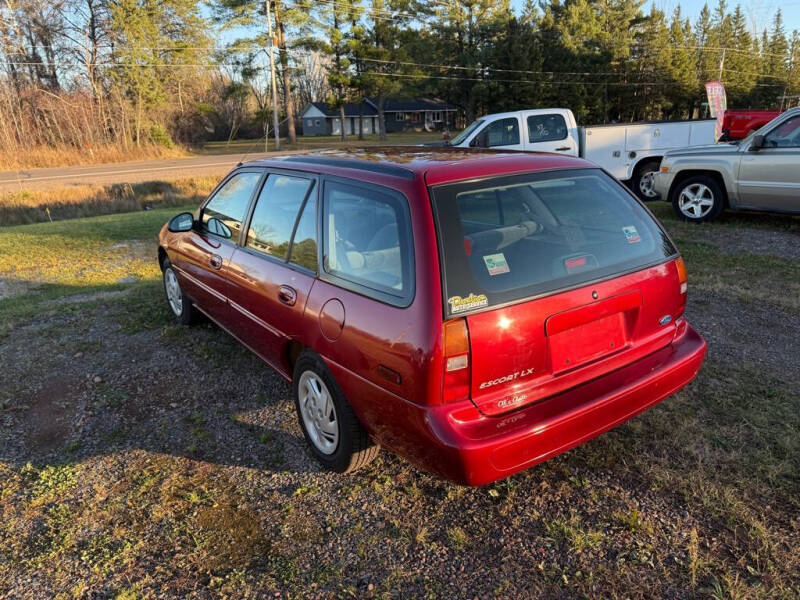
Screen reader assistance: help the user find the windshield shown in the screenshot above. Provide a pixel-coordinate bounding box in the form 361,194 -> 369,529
449,119 -> 485,146
431,169 -> 677,315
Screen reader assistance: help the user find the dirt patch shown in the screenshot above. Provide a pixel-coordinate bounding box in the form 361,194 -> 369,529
47,289 -> 129,306
677,223 -> 800,260
1,214 -> 799,598
24,376 -> 82,453
0,278 -> 33,300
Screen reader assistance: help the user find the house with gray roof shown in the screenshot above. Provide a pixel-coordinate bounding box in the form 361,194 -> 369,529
299,98 -> 456,136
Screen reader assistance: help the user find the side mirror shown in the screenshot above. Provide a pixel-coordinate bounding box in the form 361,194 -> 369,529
749,134 -> 765,151
168,212 -> 195,232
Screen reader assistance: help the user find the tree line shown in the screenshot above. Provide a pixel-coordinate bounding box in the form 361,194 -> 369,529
1,0 -> 798,162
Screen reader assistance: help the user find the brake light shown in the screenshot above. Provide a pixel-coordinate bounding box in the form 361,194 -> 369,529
675,256 -> 688,295
443,318 -> 470,403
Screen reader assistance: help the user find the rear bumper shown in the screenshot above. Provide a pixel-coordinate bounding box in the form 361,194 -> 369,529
652,171 -> 675,199
421,322 -> 706,486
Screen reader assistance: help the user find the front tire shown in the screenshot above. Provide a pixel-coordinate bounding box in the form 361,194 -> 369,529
293,351 -> 379,473
162,258 -> 197,325
631,160 -> 661,201
672,175 -> 725,222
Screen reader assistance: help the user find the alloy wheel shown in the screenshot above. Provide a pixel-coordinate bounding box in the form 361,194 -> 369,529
678,183 -> 715,219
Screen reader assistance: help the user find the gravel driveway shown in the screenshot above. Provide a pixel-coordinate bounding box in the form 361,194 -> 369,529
1,206 -> 798,598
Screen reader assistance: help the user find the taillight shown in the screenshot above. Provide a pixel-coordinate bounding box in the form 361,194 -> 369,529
443,318 -> 470,404
675,256 -> 688,318
675,256 -> 688,295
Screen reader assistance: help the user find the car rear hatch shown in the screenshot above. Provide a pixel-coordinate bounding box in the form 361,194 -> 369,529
430,167 -> 686,416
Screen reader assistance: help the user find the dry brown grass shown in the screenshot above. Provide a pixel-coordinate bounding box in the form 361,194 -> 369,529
0,143 -> 188,171
0,177 -> 218,226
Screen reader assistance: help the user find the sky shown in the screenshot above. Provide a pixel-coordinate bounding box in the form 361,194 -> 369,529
510,0 -> 800,33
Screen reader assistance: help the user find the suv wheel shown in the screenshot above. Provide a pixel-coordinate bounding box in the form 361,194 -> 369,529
162,258 -> 197,325
631,160 -> 661,201
672,175 -> 725,222
293,351 -> 379,473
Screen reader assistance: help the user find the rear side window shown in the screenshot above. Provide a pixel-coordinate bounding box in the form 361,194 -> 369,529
245,174 -> 314,261
527,114 -> 568,142
202,171 -> 262,238
432,169 -> 676,315
322,181 -> 414,305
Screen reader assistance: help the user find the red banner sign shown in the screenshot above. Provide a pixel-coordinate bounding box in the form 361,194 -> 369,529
705,81 -> 728,141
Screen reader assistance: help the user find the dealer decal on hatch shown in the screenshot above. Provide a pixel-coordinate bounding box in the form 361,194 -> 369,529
622,225 -> 641,243
483,252 -> 510,276
448,293 -> 488,313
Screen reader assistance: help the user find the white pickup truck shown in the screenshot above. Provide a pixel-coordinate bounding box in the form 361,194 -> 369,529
445,108 -> 718,200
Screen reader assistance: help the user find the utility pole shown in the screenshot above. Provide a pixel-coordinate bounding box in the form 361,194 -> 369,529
266,0 -> 280,151
718,47 -> 726,81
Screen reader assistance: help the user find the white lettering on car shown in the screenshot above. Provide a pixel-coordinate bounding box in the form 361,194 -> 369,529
479,367 -> 535,389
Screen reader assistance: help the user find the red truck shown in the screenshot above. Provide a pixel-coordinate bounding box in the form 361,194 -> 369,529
720,109 -> 782,141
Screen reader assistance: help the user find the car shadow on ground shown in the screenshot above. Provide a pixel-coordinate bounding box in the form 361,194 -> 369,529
0,280 -> 321,477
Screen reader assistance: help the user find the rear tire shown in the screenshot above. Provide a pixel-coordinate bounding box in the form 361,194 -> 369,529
671,175 -> 725,222
293,351 -> 379,473
631,160 -> 661,201
161,257 -> 197,325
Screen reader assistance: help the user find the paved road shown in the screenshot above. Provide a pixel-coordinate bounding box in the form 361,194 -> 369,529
0,151 -> 288,192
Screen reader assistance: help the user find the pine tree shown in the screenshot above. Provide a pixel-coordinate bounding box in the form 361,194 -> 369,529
667,7 -> 698,117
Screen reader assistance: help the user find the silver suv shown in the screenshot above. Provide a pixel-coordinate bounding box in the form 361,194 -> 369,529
654,107 -> 800,222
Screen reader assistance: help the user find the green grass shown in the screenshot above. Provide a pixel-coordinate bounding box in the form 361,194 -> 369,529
649,201 -> 800,233
0,205 -> 192,333
198,131 -> 444,155
0,192 -> 798,597
0,177 -> 217,226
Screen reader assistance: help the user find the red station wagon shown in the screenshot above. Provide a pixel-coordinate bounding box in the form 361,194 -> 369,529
158,149 -> 707,486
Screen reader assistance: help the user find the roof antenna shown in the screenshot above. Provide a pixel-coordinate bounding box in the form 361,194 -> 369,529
238,130 -> 269,166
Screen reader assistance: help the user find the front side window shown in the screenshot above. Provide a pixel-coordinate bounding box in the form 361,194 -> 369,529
473,118 -> 520,148
432,169 -> 677,315
527,114 -> 568,143
450,118 -> 484,146
246,174 -> 314,260
202,171 -> 262,239
764,115 -> 800,148
323,181 -> 413,304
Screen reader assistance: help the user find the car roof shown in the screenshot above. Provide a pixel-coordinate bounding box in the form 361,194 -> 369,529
242,147 -> 597,187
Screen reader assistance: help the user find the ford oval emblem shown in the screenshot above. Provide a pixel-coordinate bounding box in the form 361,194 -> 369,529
659,315 -> 673,326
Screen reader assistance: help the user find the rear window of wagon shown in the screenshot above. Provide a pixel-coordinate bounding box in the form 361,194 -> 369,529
430,168 -> 677,316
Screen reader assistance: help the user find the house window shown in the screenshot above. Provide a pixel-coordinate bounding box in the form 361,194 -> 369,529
411,112 -> 421,123
307,119 -> 313,127
396,112 -> 404,121
315,119 -> 321,126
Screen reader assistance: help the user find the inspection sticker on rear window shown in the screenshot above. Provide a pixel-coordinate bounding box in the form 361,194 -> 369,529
483,253 -> 510,276
622,226 -> 641,243
448,293 -> 488,313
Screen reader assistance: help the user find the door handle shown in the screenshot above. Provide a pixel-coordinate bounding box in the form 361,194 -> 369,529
209,254 -> 222,270
555,146 -> 571,152
278,285 -> 297,306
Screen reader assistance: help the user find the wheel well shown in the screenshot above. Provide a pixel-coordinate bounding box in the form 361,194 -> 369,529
286,340 -> 305,375
157,247 -> 168,271
634,157 -> 662,174
669,170 -> 729,207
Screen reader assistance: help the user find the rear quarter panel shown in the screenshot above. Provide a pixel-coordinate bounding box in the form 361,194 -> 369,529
302,174 -> 445,431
